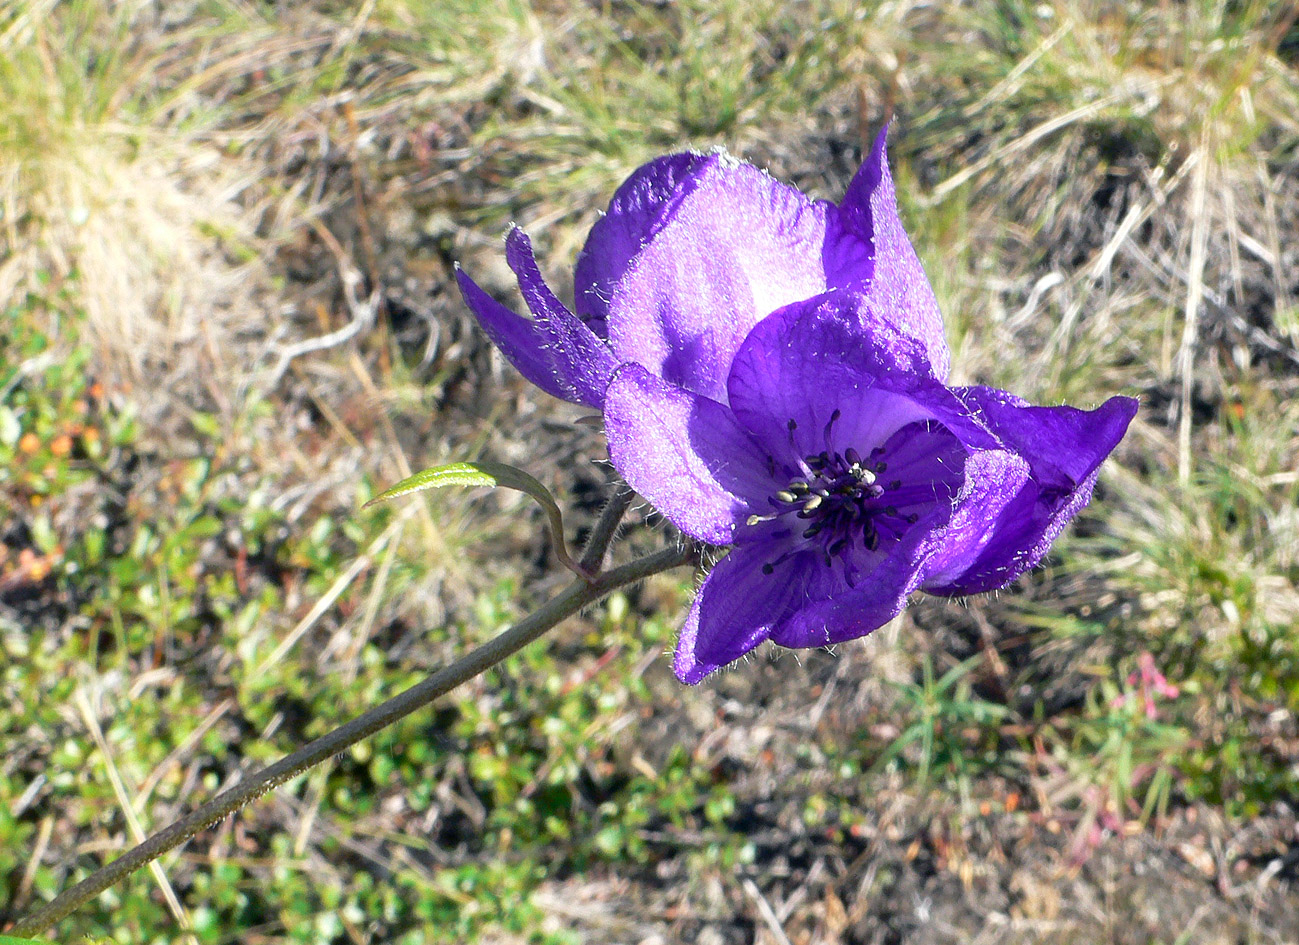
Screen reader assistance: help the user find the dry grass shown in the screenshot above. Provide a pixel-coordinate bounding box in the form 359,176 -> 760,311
0,2 -> 263,376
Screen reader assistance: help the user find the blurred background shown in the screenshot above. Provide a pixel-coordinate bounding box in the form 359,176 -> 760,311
2,1 -> 1298,942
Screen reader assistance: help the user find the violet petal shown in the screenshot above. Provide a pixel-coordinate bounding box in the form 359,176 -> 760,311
674,540 -> 814,684
607,163 -> 872,402
503,228 -> 620,408
838,126 -> 950,379
455,266 -> 575,404
769,512 -> 936,649
772,448 -> 1025,647
919,448 -> 1033,587
574,151 -> 717,328
603,363 -> 774,546
725,290 -> 939,460
927,389 -> 1139,595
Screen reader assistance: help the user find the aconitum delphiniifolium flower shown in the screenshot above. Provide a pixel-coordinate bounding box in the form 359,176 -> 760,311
457,128 -> 1137,684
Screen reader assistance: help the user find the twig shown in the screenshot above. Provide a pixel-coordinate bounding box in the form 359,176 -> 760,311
269,218 -> 377,385
741,877 -> 795,945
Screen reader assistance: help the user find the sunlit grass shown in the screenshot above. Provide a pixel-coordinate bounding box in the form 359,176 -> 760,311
0,2 -> 259,372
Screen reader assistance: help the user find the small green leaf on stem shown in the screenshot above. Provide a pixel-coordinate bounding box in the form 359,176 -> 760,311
364,461 -> 594,580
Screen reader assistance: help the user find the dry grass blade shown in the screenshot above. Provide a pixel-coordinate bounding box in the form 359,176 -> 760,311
963,20 -> 1073,119
135,699 -> 236,807
255,505 -> 416,675
73,688 -> 199,945
742,877 -> 796,945
1178,134 -> 1212,486
929,78 -> 1173,202
13,816 -> 53,913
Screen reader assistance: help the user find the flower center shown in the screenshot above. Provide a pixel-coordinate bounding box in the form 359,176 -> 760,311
747,412 -> 919,571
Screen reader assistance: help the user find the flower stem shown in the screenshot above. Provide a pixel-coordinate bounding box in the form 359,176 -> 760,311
580,482 -> 635,574
10,535 -> 694,937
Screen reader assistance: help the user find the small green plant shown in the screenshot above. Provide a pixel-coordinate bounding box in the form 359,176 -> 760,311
872,655 -> 1011,791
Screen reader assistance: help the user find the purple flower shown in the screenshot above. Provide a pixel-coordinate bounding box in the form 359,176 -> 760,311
604,292 -> 1136,682
456,128 -> 946,408
458,129 -> 1137,684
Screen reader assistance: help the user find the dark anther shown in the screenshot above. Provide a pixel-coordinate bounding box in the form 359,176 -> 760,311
823,408 -> 842,446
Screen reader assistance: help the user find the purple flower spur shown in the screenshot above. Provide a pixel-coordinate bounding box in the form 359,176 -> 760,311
458,128 -> 1137,684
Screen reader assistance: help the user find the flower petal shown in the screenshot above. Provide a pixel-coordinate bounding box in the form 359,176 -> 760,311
455,266 -> 575,404
725,290 -> 939,461
504,228 -> 620,407
867,419 -> 972,515
573,151 -> 717,330
918,448 -> 1032,586
607,160 -> 872,401
769,510 -> 935,650
959,387 -> 1139,485
603,363 -> 773,545
838,126 -> 950,379
674,540 -> 813,684
926,389 -> 1139,595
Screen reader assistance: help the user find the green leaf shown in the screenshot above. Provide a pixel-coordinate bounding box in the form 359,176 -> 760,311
365,461 -> 592,579
365,462 -> 502,505
0,936 -> 49,944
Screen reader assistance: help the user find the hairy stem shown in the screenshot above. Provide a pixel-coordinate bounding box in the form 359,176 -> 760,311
580,482 -> 635,574
11,528 -> 693,937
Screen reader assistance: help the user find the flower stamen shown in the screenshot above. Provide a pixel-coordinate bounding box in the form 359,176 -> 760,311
749,431 -> 923,569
